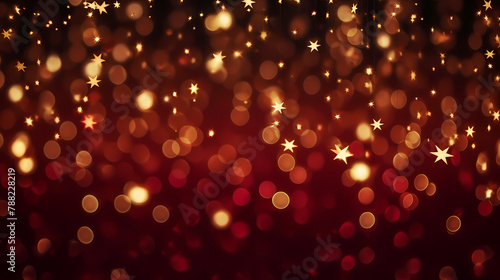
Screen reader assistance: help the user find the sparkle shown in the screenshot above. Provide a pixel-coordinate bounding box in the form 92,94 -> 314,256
97,1 -> 109,14
189,83 -> 199,94
208,130 -> 215,137
308,40 -> 321,52
281,139 -> 298,152
332,145 -> 353,164
82,115 -> 97,129
92,53 -> 105,67
25,117 -> 33,126
113,1 -> 120,8
370,119 -> 384,130
485,50 -> 495,59
483,0 -> 492,11
351,3 -> 358,13
15,61 -> 27,72
213,51 -> 226,61
271,101 -> 286,114
493,110 -> 500,121
466,126 -> 475,137
430,145 -> 453,164
2,29 -> 12,39
87,76 -> 101,88
242,0 -> 255,8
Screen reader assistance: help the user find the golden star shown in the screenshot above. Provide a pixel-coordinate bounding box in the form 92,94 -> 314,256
92,53 -> 105,66
189,83 -> 199,94
271,101 -> 286,114
281,139 -> 298,152
484,0 -> 492,11
331,144 -> 353,164
87,76 -> 101,88
242,0 -> 255,8
351,3 -> 358,13
2,29 -> 12,39
213,51 -> 226,61
308,40 -> 320,52
493,110 -> 500,121
82,115 -> 97,129
97,1 -> 109,14
15,61 -> 27,72
370,119 -> 384,130
485,50 -> 495,59
25,117 -> 33,126
430,145 -> 453,164
466,126 -> 475,137
113,1 -> 120,8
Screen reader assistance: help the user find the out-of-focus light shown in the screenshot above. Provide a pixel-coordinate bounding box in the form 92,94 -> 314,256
127,186 -> 149,205
212,210 -> 231,229
350,162 -> 370,182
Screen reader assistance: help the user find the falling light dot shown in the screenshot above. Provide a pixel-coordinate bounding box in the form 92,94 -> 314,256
350,162 -> 370,182
136,90 -> 154,111
212,210 -> 231,229
127,186 -> 149,205
359,212 -> 376,229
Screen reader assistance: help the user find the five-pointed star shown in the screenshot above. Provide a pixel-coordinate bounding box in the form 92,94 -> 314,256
331,145 -> 353,164
82,115 -> 97,129
189,83 -> 199,94
242,0 -> 255,8
371,119 -> 384,130
92,53 -> 105,66
87,76 -> 101,88
430,145 -> 453,164
213,51 -> 226,61
2,29 -> 12,39
25,117 -> 33,126
308,40 -> 320,52
97,1 -> 109,14
113,1 -> 120,8
493,110 -> 500,121
466,126 -> 475,137
272,101 -> 286,114
351,3 -> 358,13
15,61 -> 26,72
282,139 -> 297,152
485,50 -> 495,59
484,0 -> 492,11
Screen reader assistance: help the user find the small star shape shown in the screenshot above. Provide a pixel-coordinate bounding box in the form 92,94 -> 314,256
15,61 -> 27,72
493,110 -> 500,121
82,115 -> 97,129
189,83 -> 199,94
92,53 -> 105,66
113,1 -> 120,8
331,145 -> 353,164
430,145 -> 453,164
351,3 -> 358,13
213,51 -> 226,61
25,117 -> 33,126
282,139 -> 298,152
87,76 -> 101,88
2,29 -> 12,39
271,101 -> 286,114
484,0 -> 492,11
242,0 -> 255,8
97,1 -> 109,14
466,126 -> 475,137
485,50 -> 495,59
308,40 -> 321,52
371,119 -> 384,130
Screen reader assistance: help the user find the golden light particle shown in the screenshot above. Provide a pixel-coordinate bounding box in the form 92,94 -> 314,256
272,191 -> 290,209
114,194 -> 132,213
350,162 -> 370,182
359,212 -> 376,229
153,205 -> 170,223
277,153 -> 296,172
212,210 -> 231,229
127,186 -> 149,205
77,226 -> 94,244
82,195 -> 99,213
446,215 -> 461,233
